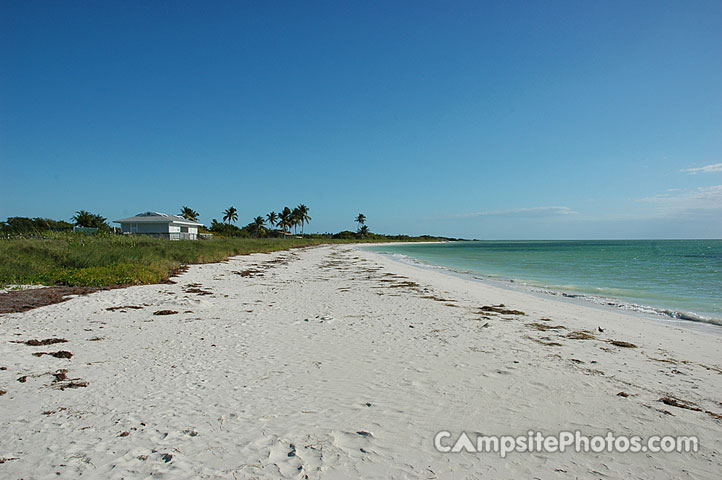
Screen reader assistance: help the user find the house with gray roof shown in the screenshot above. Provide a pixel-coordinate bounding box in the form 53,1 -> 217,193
114,212 -> 203,240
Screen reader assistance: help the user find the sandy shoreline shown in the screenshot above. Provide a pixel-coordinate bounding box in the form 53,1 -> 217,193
1,244 -> 720,478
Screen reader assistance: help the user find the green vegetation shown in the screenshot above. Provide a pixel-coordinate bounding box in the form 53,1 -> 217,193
1,217 -> 74,235
0,233 -> 449,287
0,235 -> 328,287
1,206 -> 458,287
72,210 -> 110,231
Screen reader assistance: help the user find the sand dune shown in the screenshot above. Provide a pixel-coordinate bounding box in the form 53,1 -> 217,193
1,245 -> 720,478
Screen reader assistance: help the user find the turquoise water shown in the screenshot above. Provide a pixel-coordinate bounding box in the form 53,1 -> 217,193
367,240 -> 722,326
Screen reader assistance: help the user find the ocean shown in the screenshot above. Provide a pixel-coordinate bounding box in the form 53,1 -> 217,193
366,240 -> 722,327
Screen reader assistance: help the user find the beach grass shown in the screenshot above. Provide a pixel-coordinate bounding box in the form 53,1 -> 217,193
0,234 -> 395,287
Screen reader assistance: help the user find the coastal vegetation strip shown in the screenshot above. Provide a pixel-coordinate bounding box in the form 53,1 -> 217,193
0,234 -> 444,288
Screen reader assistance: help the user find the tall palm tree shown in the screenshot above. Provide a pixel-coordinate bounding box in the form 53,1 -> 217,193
291,207 -> 301,234
296,204 -> 311,234
223,206 -> 238,224
252,216 -> 266,238
180,206 -> 199,222
278,207 -> 292,233
355,213 -> 366,232
266,211 -> 278,229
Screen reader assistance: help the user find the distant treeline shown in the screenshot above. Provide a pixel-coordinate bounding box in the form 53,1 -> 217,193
2,216 -> 459,242
1,217 -> 75,235
1,212 -> 112,236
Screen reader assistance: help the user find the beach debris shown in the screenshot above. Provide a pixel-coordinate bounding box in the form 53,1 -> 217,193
566,331 -> 596,340
617,391 -> 630,397
529,337 -> 563,347
480,304 -> 525,315
51,368 -> 88,390
481,322 -> 490,328
527,322 -> 566,331
232,269 -> 264,277
0,366 -> 6,370
659,396 -> 701,412
153,310 -> 178,315
0,457 -> 19,464
388,281 -> 421,289
16,338 -> 68,346
184,287 -> 213,295
365,402 -> 373,407
160,453 -> 173,463
356,431 -> 373,437
0,389 -> 6,396
17,376 -> 27,383
0,285 -> 112,314
106,305 -> 144,311
87,336 -> 105,341
32,351 -> 73,359
54,380 -> 88,390
539,317 -> 552,322
421,295 -> 449,302
609,340 -> 637,348
598,326 -> 605,333
119,431 -> 130,437
43,408 -> 67,415
288,444 -> 297,457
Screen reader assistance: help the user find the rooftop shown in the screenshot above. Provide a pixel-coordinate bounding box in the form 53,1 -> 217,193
114,212 -> 203,225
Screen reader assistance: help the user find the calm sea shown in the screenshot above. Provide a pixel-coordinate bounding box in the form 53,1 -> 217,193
367,240 -> 722,327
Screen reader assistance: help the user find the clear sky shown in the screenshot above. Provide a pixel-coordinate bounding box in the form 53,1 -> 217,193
2,0 -> 721,239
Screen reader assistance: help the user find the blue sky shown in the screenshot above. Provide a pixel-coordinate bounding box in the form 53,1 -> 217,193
2,0 -> 721,239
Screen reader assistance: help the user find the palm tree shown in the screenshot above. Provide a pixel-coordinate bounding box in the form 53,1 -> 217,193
278,207 -> 292,233
223,206 -> 238,224
180,206 -> 199,222
266,211 -> 277,229
359,224 -> 369,237
72,210 -> 108,229
72,210 -> 94,227
291,207 -> 301,234
252,216 -> 266,238
355,213 -> 366,232
296,204 -> 311,234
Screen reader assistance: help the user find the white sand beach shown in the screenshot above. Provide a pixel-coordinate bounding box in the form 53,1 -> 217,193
1,244 -> 720,479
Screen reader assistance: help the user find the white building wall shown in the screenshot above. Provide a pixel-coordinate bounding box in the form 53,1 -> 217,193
117,222 -> 199,240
